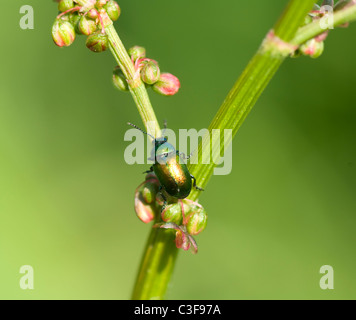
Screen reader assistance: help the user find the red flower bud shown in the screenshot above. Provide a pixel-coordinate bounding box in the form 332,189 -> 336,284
152,73 -> 180,96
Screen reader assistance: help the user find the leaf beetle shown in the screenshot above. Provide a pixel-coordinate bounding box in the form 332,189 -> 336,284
128,122 -> 204,206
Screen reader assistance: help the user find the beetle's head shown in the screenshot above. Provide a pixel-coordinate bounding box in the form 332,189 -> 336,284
154,137 -> 168,147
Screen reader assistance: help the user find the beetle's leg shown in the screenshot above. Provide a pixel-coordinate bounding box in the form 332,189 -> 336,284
191,174 -> 204,191
159,185 -> 168,212
143,166 -> 154,174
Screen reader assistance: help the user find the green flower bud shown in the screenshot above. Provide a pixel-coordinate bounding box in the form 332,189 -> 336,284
300,39 -> 324,58
161,203 -> 183,225
104,0 -> 121,21
78,16 -> 97,36
152,73 -> 180,96
128,46 -> 146,62
86,31 -> 108,53
52,19 -> 76,47
134,176 -> 160,224
310,41 -> 324,59
186,207 -> 207,236
112,67 -> 129,92
58,0 -> 74,13
141,182 -> 158,204
141,60 -> 161,85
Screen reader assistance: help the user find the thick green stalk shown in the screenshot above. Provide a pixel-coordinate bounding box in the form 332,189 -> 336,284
189,1 -> 356,202
188,0 -> 316,201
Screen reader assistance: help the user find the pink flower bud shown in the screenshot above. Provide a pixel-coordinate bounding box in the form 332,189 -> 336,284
152,73 -> 180,96
87,9 -> 99,20
175,230 -> 191,251
134,176 -> 160,223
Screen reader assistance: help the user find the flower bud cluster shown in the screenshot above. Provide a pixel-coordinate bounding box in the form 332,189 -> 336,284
52,0 -> 121,53
122,46 -> 181,96
158,198 -> 207,254
134,174 -> 207,254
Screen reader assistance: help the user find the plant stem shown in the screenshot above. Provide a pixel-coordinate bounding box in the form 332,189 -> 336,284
189,1 -> 356,202
103,16 -> 178,300
188,0 -> 316,201
105,0 -> 356,300
131,227 -> 178,300
105,23 -> 160,135
292,2 -> 356,45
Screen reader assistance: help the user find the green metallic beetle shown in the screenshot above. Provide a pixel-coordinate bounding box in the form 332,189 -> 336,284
128,122 -> 203,204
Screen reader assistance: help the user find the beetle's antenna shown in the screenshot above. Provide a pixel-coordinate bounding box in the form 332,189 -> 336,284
127,122 -> 155,140
161,119 -> 168,137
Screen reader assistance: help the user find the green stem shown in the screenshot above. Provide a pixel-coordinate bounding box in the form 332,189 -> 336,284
131,227 -> 178,300
105,24 -> 160,135
188,0 -> 316,201
103,18 -> 178,300
292,3 -> 356,45
189,1 -> 356,202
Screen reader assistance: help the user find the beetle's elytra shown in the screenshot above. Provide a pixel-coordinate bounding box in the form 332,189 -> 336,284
128,122 -> 203,202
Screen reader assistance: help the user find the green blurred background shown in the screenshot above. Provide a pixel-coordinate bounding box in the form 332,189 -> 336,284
1,0 -> 355,299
